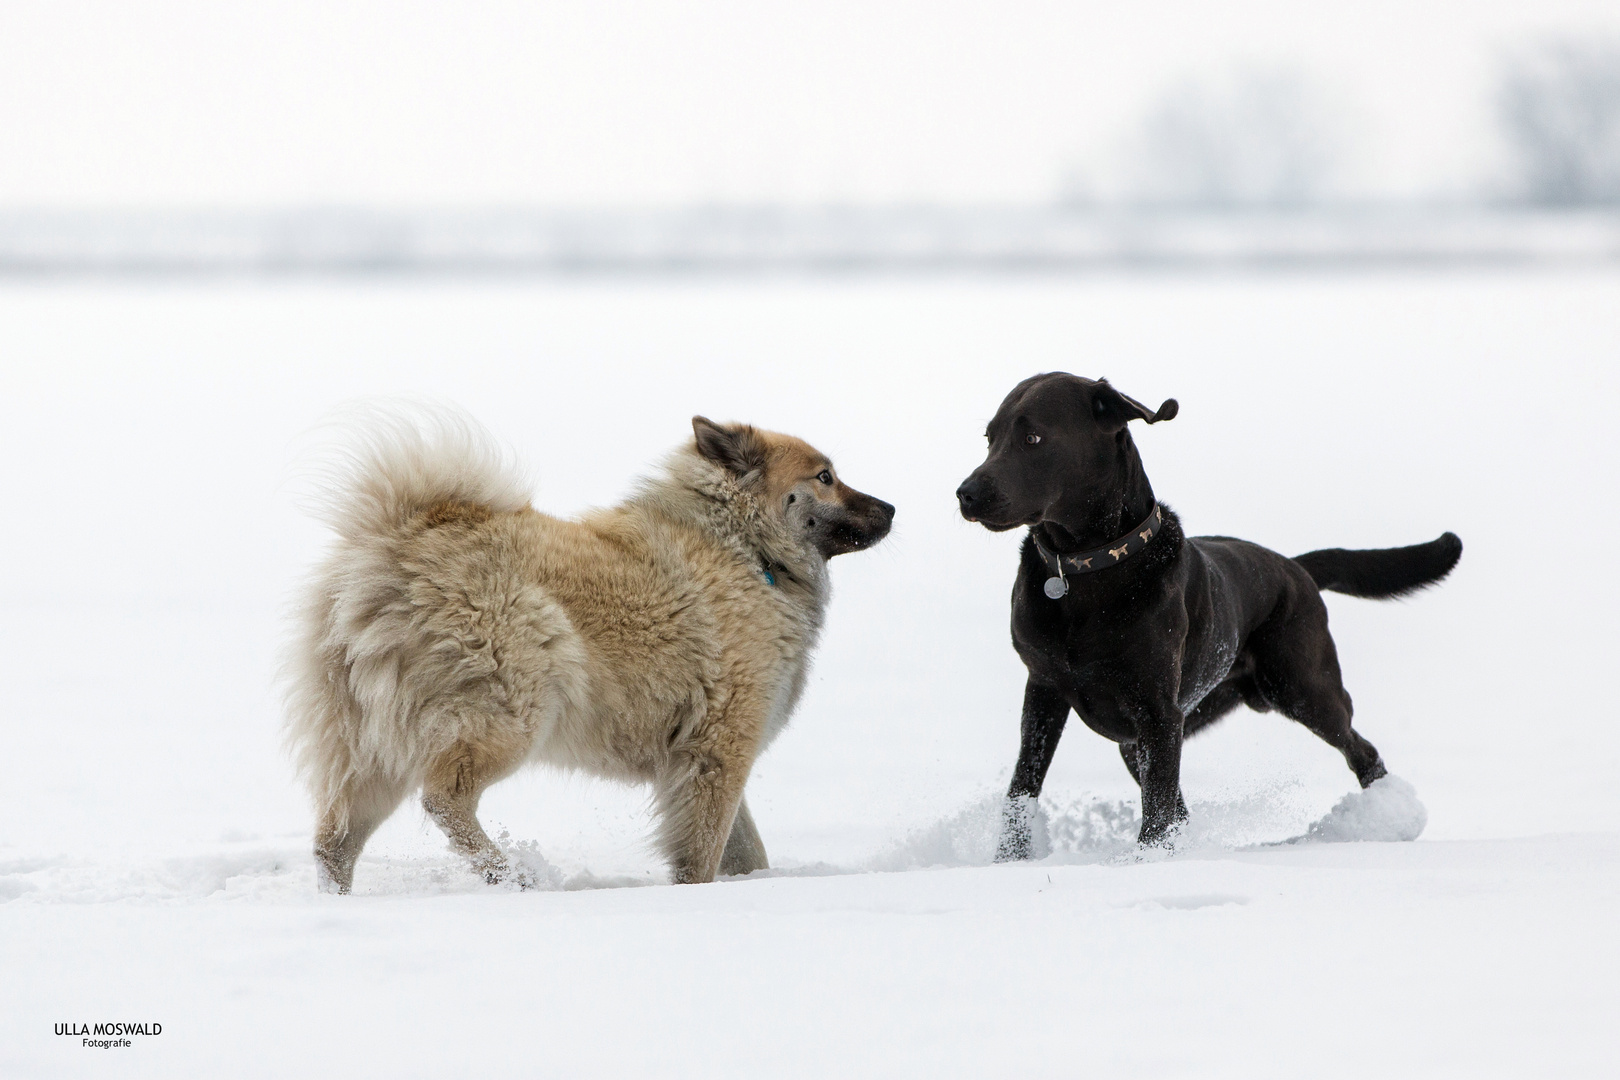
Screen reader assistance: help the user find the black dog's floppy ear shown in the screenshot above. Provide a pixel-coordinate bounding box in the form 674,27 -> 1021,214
692,416 -> 769,477
1092,381 -> 1178,431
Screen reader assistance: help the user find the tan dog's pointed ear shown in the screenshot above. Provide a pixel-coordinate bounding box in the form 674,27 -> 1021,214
692,416 -> 768,476
1093,381 -> 1178,431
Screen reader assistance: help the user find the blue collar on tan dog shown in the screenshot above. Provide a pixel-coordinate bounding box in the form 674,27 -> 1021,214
1031,504 -> 1163,599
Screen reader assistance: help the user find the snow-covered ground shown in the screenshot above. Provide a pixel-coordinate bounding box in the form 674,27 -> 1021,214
3,270 -> 1617,1076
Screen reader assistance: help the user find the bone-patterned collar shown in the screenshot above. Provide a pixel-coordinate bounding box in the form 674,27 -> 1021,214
1030,504 -> 1164,599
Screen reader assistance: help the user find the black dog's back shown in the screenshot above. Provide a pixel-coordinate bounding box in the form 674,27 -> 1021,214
1294,533 -> 1462,600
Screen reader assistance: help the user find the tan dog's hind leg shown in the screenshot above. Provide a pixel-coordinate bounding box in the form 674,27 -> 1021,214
314,773 -> 408,895
422,736 -> 528,887
719,795 -> 769,876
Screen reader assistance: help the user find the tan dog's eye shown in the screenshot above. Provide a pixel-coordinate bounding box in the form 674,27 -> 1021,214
817,470 -> 833,485
1026,434 -> 1041,445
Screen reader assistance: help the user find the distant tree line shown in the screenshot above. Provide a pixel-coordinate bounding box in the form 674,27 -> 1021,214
1069,38 -> 1620,209
1497,41 -> 1620,205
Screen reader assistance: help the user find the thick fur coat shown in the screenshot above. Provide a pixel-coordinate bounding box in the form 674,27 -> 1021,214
285,409 -> 892,892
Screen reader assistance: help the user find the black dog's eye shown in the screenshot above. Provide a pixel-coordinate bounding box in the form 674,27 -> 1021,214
1025,433 -> 1041,445
1094,398 -> 1108,415
817,470 -> 833,485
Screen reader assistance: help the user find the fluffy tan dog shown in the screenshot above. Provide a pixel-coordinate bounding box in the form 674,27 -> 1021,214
285,409 -> 893,893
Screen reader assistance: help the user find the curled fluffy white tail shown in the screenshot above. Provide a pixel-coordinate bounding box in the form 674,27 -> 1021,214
302,403 -> 533,542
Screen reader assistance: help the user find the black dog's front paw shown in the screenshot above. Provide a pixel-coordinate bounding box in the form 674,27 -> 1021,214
995,795 -> 1041,862
1136,814 -> 1187,850
1136,781 -> 1190,848
994,831 -> 1032,862
1135,828 -> 1175,850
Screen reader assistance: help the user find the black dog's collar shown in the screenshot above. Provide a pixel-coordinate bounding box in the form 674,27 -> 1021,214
1031,505 -> 1163,598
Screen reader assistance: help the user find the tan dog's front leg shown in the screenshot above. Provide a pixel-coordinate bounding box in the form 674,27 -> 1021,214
656,706 -> 761,885
719,795 -> 769,876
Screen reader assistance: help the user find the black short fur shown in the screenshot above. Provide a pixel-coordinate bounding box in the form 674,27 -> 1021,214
1294,534 -> 1462,599
955,372 -> 1461,853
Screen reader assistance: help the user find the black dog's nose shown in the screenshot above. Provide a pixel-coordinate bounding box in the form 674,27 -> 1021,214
955,481 -> 978,511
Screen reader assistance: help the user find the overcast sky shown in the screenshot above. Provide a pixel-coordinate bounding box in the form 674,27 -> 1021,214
1,0 -> 1616,207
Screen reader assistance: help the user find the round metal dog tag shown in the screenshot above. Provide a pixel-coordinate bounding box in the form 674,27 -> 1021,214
1044,576 -> 1069,599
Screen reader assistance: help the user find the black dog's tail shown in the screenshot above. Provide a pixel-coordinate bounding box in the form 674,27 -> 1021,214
1294,532 -> 1462,599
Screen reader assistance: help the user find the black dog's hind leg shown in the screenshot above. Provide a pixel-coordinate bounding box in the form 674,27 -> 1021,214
1118,740 -> 1142,784
1282,692 -> 1386,789
1300,696 -> 1387,790
996,679 -> 1069,862
1251,600 -> 1388,789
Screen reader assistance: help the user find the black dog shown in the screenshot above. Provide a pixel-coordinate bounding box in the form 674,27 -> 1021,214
956,373 -> 1460,854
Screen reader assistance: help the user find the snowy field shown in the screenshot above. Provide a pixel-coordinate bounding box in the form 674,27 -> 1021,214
3,270 -> 1617,1076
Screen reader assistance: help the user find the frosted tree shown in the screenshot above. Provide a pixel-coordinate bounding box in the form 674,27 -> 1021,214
1123,69 -> 1340,208
1497,41 -> 1620,206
